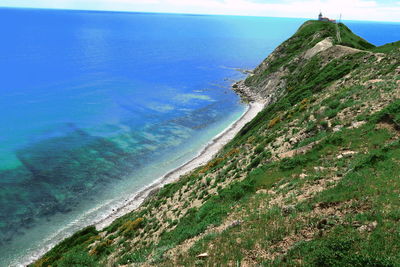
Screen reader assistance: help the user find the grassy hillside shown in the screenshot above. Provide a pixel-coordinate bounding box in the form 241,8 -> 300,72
33,21 -> 400,266
372,41 -> 400,53
244,20 -> 374,89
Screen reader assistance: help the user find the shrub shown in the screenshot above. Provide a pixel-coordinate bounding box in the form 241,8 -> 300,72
279,157 -> 307,171
255,144 -> 264,154
120,218 -> 145,237
91,239 -> 113,256
200,157 -> 224,173
262,151 -> 272,159
371,100 -> 400,128
306,121 -> 317,133
248,156 -> 261,170
268,117 -> 281,128
324,135 -> 344,146
354,150 -> 386,171
324,108 -> 339,119
328,99 -> 341,109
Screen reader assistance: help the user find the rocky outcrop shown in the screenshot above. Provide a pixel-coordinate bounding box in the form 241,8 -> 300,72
303,37 -> 333,59
243,23 -> 367,105
35,20 -> 400,267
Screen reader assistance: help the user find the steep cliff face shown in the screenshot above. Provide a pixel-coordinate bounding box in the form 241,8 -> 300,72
33,21 -> 400,267
242,21 -> 374,104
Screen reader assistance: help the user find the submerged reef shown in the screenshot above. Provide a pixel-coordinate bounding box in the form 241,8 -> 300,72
33,20 -> 400,266
0,101 -> 237,247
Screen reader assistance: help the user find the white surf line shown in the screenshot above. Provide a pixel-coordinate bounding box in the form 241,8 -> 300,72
95,100 -> 265,230
24,101 -> 265,266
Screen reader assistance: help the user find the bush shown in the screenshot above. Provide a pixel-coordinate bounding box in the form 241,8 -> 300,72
279,157 -> 307,171
248,156 -> 261,170
354,150 -> 386,171
371,100 -> 400,128
255,144 -> 264,154
306,121 -> 317,133
91,239 -> 113,256
324,108 -> 339,119
268,117 -> 281,128
328,99 -> 341,109
120,218 -> 145,237
324,135 -> 344,146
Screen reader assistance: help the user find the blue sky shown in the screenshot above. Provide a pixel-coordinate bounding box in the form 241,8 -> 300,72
1,0 -> 400,22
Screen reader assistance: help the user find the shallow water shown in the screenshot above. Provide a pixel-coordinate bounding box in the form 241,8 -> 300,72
0,9 -> 307,265
0,8 -> 399,266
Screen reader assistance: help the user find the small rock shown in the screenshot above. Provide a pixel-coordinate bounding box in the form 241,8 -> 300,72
267,190 -> 276,195
337,150 -> 357,159
197,253 -> 209,258
282,205 -> 296,216
229,220 -> 242,228
359,221 -> 378,232
314,166 -> 325,171
349,121 -> 366,129
342,151 -> 356,157
256,189 -> 268,194
333,125 -> 343,132
358,225 -> 368,232
279,183 -> 289,189
299,173 -> 308,179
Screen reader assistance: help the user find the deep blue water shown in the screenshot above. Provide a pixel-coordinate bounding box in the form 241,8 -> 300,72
0,8 -> 399,266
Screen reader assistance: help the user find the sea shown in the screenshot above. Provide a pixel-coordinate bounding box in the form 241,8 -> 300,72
0,8 -> 399,266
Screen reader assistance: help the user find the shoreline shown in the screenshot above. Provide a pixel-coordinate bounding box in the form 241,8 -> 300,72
95,99 -> 265,229
25,85 -> 266,266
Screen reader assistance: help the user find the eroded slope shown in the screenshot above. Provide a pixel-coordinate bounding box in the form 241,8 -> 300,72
33,20 -> 400,267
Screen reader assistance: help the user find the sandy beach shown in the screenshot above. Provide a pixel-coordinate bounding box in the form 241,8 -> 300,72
95,100 -> 265,230
22,94 -> 265,267
21,93 -> 265,267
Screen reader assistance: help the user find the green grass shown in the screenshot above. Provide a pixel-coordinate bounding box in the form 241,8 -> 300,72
158,177 -> 257,247
245,20 -> 374,88
172,116 -> 400,266
33,20 -> 399,267
33,226 -> 99,267
337,23 -> 375,50
371,41 -> 400,53
244,21 -> 335,86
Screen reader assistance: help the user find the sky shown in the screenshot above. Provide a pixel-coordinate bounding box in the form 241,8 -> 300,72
1,0 -> 400,22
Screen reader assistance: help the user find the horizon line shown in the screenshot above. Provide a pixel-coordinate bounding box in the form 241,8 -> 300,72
1,6 -> 400,24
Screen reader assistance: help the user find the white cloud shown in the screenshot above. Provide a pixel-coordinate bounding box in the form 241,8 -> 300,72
133,0 -> 399,22
1,0 -> 400,22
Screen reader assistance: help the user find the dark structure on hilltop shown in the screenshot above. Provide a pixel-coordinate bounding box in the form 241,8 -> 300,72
318,12 -> 336,23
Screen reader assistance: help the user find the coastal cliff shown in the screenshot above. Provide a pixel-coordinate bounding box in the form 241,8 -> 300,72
33,20 -> 400,266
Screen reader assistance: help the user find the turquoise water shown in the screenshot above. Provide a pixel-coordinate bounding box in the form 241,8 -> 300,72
0,9 -> 307,265
0,8 -> 399,266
